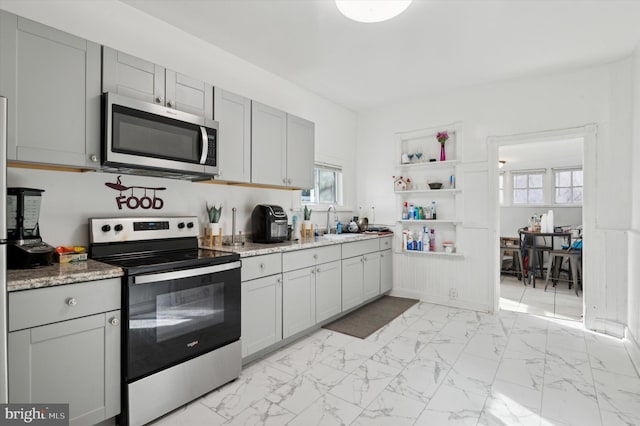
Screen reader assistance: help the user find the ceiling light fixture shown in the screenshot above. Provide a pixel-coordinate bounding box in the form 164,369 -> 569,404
499,160 -> 506,168
335,0 -> 412,23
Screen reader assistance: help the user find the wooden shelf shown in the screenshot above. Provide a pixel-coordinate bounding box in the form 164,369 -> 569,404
395,188 -> 460,195
401,249 -> 464,258
398,160 -> 460,169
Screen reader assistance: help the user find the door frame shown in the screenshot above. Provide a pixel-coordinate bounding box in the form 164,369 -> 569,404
488,124 -> 597,328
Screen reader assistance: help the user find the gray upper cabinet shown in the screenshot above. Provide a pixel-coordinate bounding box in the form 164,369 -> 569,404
103,47 -> 213,118
286,114 -> 315,189
251,101 -> 315,188
251,101 -> 287,186
0,11 -> 101,168
214,88 -> 251,183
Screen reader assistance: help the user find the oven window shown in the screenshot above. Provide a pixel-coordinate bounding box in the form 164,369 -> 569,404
154,283 -> 224,342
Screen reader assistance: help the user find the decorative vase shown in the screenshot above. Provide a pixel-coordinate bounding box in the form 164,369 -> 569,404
440,144 -> 446,161
303,220 -> 312,229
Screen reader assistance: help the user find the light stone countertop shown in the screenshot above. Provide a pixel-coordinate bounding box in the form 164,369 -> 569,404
7,259 -> 124,292
209,232 -> 394,258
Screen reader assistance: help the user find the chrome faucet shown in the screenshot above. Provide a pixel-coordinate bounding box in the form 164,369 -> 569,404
326,205 -> 336,234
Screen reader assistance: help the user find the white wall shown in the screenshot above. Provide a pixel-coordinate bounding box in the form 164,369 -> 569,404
500,207 -> 582,238
357,59 -> 634,325
0,0 -> 357,242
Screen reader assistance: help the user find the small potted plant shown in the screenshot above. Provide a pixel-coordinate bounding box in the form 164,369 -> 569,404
206,202 -> 222,234
303,205 -> 312,228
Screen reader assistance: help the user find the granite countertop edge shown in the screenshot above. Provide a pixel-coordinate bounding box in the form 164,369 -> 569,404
209,232 -> 394,258
7,259 -> 124,292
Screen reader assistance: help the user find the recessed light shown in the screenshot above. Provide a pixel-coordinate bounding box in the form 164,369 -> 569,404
335,0 -> 412,23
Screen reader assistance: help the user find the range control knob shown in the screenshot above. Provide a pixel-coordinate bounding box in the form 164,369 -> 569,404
178,222 -> 186,229
114,224 -> 123,232
186,222 -> 194,229
101,225 -> 111,232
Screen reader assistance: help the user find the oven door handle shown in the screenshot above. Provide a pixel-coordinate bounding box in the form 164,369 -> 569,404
133,261 -> 241,285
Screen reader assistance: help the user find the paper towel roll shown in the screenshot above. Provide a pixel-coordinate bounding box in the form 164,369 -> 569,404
547,210 -> 554,233
541,214 -> 548,234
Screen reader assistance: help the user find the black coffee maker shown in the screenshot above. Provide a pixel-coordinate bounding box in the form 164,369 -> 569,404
7,187 -> 55,268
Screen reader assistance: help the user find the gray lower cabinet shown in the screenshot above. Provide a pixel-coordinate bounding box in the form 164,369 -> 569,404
342,256 -> 365,311
0,11 -> 101,168
380,249 -> 393,293
9,311 -> 121,426
7,278 -> 121,426
241,274 -> 283,357
103,47 -> 213,118
282,267 -> 316,339
363,252 -> 381,300
214,88 -> 251,183
314,260 -> 342,323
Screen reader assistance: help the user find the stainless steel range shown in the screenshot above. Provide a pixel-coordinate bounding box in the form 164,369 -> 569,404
89,216 -> 241,426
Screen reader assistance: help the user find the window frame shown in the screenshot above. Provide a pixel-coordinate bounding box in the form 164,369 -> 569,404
511,170 -> 546,205
300,163 -> 344,207
553,167 -> 583,205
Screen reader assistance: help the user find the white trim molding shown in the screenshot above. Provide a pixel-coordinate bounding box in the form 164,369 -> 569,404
390,288 -> 490,313
624,327 -> 640,377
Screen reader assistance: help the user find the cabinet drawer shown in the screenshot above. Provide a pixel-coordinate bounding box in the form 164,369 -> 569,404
241,253 -> 282,281
342,239 -> 380,259
9,278 -> 121,331
282,245 -> 341,272
379,236 -> 393,250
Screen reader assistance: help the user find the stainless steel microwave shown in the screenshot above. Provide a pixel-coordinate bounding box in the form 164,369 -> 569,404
103,92 -> 218,179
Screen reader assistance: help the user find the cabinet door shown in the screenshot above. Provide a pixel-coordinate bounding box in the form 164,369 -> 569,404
251,101 -> 286,186
0,12 -> 101,168
8,311 -> 121,426
342,256 -> 364,311
102,46 -> 165,105
380,249 -> 393,293
165,70 -> 213,118
282,267 -> 316,339
241,275 -> 282,357
363,252 -> 381,300
214,89 -> 251,183
286,113 -> 315,189
315,260 -> 342,323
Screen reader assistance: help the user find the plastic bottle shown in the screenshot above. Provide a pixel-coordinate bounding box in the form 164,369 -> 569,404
429,229 -> 436,251
547,209 -> 554,232
336,221 -> 342,234
431,201 -> 437,220
407,232 -> 414,251
402,202 -> 409,220
422,227 -> 430,251
409,204 -> 415,220
417,206 -> 424,220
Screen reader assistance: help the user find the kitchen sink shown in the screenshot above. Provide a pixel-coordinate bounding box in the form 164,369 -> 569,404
317,233 -> 362,240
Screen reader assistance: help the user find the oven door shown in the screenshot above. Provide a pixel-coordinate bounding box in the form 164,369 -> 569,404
125,261 -> 240,382
104,92 -> 218,176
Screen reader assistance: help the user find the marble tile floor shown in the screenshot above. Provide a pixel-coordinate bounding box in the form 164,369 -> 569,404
151,302 -> 639,426
500,275 -> 583,321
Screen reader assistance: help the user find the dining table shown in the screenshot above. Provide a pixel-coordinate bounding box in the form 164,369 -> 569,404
518,230 -> 572,287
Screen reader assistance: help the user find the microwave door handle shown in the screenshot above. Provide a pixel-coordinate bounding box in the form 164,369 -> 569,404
199,126 -> 208,165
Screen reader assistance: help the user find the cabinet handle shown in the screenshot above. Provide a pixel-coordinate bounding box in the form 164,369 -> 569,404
282,178 -> 287,184
67,297 -> 78,306
287,178 -> 292,184
313,254 -> 318,259
381,253 -> 384,258
311,269 -> 316,274
110,317 -> 120,326
167,99 -> 174,108
260,263 -> 265,269
276,277 -> 282,283
363,256 -> 368,262
316,267 -> 321,273
156,96 -> 164,104
360,258 -> 365,263
89,154 -> 98,163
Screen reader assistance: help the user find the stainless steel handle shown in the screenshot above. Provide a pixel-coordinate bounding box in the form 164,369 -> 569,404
199,127 -> 208,164
167,99 -> 174,108
134,261 -> 241,284
287,178 -> 292,184
155,96 -> 164,104
67,298 -> 78,306
276,277 -> 282,283
110,317 -> 120,326
316,267 -> 321,273
260,263 -> 265,269
313,254 -> 318,259
89,154 -> 98,163
380,253 -> 384,258
360,258 -> 365,263
311,269 -> 316,274
363,256 -> 368,262
282,178 -> 287,184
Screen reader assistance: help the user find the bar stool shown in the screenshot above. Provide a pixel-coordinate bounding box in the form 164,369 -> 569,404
544,249 -> 582,296
500,237 -> 524,282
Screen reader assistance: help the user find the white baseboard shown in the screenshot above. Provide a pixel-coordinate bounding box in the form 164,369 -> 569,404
624,327 -> 640,377
591,318 -> 626,338
390,288 -> 490,313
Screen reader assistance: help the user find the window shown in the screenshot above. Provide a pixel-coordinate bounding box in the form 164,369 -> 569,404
513,172 -> 544,204
499,173 -> 505,205
554,169 -> 583,204
301,164 -> 343,205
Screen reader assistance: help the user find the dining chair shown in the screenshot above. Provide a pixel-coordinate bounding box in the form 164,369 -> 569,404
500,236 -> 524,282
544,246 -> 582,296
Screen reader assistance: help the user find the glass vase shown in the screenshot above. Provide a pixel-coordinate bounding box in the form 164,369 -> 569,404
440,144 -> 446,161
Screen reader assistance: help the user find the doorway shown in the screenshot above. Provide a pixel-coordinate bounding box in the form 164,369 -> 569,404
488,125 -> 596,326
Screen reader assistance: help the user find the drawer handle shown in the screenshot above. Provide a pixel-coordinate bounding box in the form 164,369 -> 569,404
311,269 -> 316,274
67,297 -> 78,306
381,253 -> 384,258
313,254 -> 318,259
363,256 -> 368,262
260,263 -> 266,269
110,317 -> 120,326
360,258 -> 365,263
316,267 -> 321,273
277,277 -> 282,283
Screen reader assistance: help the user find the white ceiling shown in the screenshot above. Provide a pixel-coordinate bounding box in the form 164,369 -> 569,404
122,0 -> 640,111
499,138 -> 583,171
